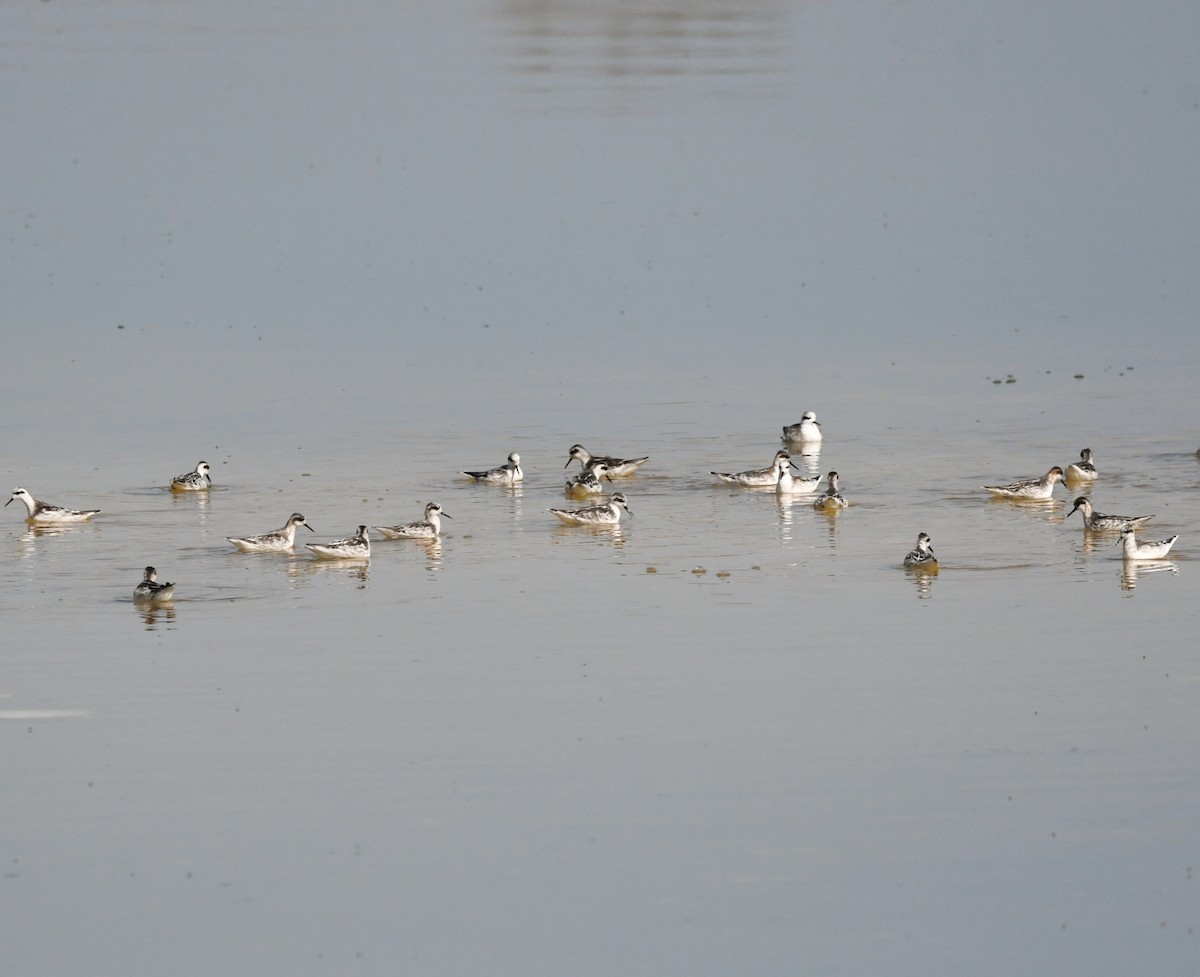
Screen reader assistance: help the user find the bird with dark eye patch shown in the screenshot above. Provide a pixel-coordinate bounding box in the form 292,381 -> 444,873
171,460 -> 211,491
982,466 -> 1065,501
782,411 -> 823,443
6,487 -> 100,523
713,449 -> 793,488
463,452 -> 523,485
376,503 -> 451,540
227,513 -> 315,552
550,492 -> 633,526
564,444 -> 649,478
904,532 -> 937,568
1066,497 -> 1152,532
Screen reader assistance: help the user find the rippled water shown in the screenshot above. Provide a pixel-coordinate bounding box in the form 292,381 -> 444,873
4,2 -> 1199,975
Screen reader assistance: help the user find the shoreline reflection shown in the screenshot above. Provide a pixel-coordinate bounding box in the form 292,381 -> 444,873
490,0 -> 791,112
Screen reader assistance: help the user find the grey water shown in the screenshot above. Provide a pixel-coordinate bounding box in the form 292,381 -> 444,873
3,2 -> 1199,975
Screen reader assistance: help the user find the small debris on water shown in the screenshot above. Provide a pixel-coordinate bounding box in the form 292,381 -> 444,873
645,567 -> 657,574
1074,373 -> 1084,379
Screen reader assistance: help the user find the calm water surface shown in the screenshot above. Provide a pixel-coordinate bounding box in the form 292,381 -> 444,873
3,2 -> 1199,976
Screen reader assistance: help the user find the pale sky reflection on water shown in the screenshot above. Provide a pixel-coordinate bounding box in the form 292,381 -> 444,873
2,2 -> 1200,976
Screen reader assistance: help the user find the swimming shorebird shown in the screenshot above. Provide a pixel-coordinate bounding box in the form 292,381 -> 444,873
565,462 -> 612,497
564,444 -> 649,478
6,487 -> 100,524
463,452 -> 523,485
1066,497 -> 1153,533
226,513 -> 315,552
1119,527 -> 1178,561
782,411 -> 823,443
983,467 -> 1065,501
133,566 -> 175,602
904,532 -> 938,568
549,492 -> 633,526
776,461 -> 822,495
171,460 -> 211,491
375,503 -> 450,540
306,525 -> 371,560
713,449 -> 793,488
1065,448 -> 1098,482
812,471 -> 848,510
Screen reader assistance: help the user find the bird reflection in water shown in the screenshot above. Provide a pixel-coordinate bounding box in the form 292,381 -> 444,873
171,488 -> 210,510
775,493 -> 800,543
300,559 -> 370,587
134,601 -> 177,629
905,563 -> 938,599
1119,561 -> 1178,592
419,538 -> 444,568
550,523 -> 628,550
776,492 -> 841,548
16,524 -> 75,558
792,445 -> 821,479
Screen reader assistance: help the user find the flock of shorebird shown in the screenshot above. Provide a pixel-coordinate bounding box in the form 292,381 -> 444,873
5,411 -> 1182,604
976,451 -> 1177,562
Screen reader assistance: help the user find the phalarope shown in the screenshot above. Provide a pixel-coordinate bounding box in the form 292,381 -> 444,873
227,513 -> 315,552
776,459 -> 822,495
564,444 -> 649,478
375,503 -> 450,540
565,462 -> 612,496
904,532 -> 937,568
1065,448 -> 1098,482
983,466 -> 1065,500
463,452 -> 523,485
134,566 -> 175,602
6,487 -> 100,523
1066,497 -> 1153,533
713,449 -> 792,487
306,525 -> 370,560
782,411 -> 823,443
171,460 -> 211,492
812,471 -> 848,509
549,492 -> 632,526
1119,527 -> 1178,561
